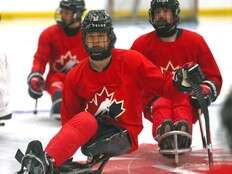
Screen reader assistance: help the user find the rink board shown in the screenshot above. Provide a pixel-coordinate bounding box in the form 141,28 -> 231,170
100,144 -> 232,174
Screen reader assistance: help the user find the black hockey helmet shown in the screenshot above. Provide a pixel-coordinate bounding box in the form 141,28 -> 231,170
149,0 -> 180,37
55,0 -> 86,34
82,10 -> 116,61
59,0 -> 85,12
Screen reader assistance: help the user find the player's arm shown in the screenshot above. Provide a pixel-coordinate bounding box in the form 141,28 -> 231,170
132,51 -> 198,101
173,62 -> 217,108
27,31 -> 52,99
32,30 -> 52,74
61,69 -> 84,125
196,36 -> 222,96
189,36 -> 222,108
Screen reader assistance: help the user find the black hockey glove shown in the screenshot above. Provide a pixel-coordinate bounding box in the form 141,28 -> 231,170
27,72 -> 45,99
191,80 -> 217,108
173,62 -> 204,92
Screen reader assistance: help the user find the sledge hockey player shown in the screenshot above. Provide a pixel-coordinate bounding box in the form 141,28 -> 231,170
0,49 -> 12,125
16,10 -> 204,174
27,0 -> 88,119
131,0 -> 222,156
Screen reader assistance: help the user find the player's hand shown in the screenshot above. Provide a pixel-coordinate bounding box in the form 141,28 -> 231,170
191,81 -> 217,108
173,62 -> 198,92
27,72 -> 45,99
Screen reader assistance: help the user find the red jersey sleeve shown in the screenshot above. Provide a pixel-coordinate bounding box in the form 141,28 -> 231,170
196,35 -> 222,94
61,68 -> 84,125
32,29 -> 52,73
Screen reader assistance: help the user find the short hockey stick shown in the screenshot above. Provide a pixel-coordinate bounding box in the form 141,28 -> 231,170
33,99 -> 38,115
198,109 -> 207,148
186,64 -> 213,167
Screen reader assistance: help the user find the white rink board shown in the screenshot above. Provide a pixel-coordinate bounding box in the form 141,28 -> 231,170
113,0 -> 196,11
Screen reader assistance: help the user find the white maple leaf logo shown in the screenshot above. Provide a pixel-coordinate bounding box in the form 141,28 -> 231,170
53,51 -> 78,72
85,86 -> 125,119
160,61 -> 180,74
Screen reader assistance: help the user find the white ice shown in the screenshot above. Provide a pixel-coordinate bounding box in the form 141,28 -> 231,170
0,17 -> 232,173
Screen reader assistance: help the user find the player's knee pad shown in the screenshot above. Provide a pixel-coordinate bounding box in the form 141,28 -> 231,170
81,125 -> 131,158
50,81 -> 64,94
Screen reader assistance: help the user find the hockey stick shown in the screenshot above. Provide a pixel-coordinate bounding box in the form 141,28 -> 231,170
191,83 -> 213,167
33,99 -> 38,115
198,109 -> 207,148
187,64 -> 213,167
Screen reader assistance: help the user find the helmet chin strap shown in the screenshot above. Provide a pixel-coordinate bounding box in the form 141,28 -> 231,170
89,54 -> 112,72
89,49 -> 112,61
61,18 -> 81,36
153,18 -> 177,37
63,27 -> 80,36
156,25 -> 177,38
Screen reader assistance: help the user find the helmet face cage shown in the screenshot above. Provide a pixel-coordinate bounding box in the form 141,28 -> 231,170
82,10 -> 116,60
85,32 -> 110,52
149,0 -> 180,28
55,0 -> 86,27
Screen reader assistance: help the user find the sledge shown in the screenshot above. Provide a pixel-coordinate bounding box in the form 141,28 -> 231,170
15,143 -> 232,174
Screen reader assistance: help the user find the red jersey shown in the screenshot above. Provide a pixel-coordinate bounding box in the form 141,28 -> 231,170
32,24 -> 88,83
131,29 -> 222,94
61,48 -> 186,151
